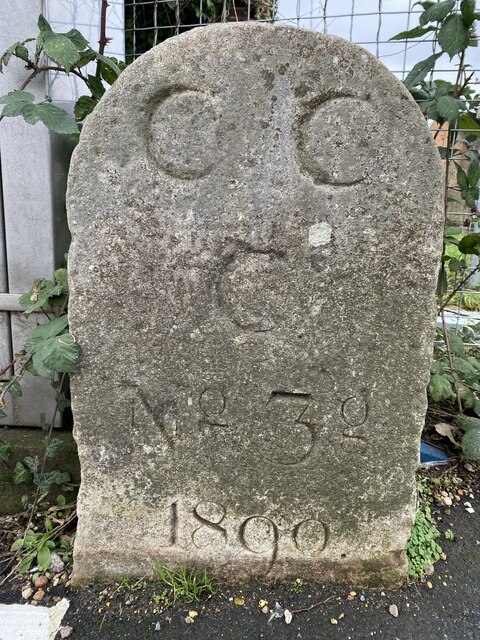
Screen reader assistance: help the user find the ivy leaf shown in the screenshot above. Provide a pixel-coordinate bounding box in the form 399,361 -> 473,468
419,0 -> 455,25
390,25 -> 436,40
43,436 -> 63,459
429,373 -> 455,402
12,461 -> 33,485
34,103 -> 79,134
404,53 -> 442,89
461,0 -> 477,26
24,455 -> 39,474
74,95 -> 97,121
462,428 -> 480,461
0,440 -> 12,464
438,14 -> 470,58
436,95 -> 463,124
55,392 -> 71,411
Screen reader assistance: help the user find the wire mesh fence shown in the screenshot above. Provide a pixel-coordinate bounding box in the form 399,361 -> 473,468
124,0 -> 480,339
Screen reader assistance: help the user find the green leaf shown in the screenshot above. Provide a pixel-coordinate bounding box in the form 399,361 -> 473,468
42,32 -> 81,71
10,538 -> 24,552
74,95 -> 97,121
436,95 -> 463,124
96,53 -> 122,79
38,14 -> 53,34
24,455 -> 39,474
461,0 -> 477,26
43,436 -> 63,459
0,89 -> 34,106
0,38 -> 34,71
458,113 -> 480,135
34,103 -> 79,134
34,471 -> 59,493
453,356 -> 478,376
467,159 -> 480,187
436,263 -> 448,295
29,316 -> 69,340
429,373 -> 455,402
438,14 -> 470,58
45,333 -> 78,372
390,25 -> 436,40
448,331 -> 466,356
54,471 -> 71,484
456,164 -> 469,192
12,461 -> 33,485
87,74 -> 106,100
53,268 -> 69,292
17,555 -> 34,573
458,233 -> 480,255
455,415 -> 480,432
55,392 -> 71,411
404,53 -> 442,89
57,494 -> 66,506
419,0 -> 455,25
462,427 -> 480,460
14,44 -> 30,63
0,440 -> 12,464
37,545 -> 51,571
8,380 -> 22,397
65,28 -> 89,51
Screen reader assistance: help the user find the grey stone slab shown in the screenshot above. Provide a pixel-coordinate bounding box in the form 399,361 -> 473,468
0,598 -> 69,640
67,23 -> 444,587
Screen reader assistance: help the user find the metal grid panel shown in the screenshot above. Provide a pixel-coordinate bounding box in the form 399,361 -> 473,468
125,1 -> 480,343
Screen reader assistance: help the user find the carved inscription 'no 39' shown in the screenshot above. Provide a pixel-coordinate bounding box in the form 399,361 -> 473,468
126,384 -> 370,461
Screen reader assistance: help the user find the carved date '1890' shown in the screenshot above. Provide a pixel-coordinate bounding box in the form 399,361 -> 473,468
160,500 -> 328,573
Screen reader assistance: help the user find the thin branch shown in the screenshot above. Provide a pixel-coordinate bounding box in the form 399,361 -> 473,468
96,0 -> 110,78
290,594 -> 336,615
0,355 -> 32,406
440,309 -> 463,415
0,358 -> 17,379
439,263 -> 480,312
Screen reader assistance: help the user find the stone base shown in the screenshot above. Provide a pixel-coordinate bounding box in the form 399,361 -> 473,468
71,547 -> 406,589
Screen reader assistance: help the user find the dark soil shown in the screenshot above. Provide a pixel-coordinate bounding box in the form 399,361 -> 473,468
1,463 -> 479,640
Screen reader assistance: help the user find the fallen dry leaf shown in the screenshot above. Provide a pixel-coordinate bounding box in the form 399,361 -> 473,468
434,422 -> 459,445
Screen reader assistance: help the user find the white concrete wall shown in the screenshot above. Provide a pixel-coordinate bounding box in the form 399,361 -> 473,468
0,0 -> 124,426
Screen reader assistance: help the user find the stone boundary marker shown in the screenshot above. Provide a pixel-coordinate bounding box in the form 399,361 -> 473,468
67,23 -> 444,587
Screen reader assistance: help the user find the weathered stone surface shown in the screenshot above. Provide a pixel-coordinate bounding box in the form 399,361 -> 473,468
67,23 -> 444,587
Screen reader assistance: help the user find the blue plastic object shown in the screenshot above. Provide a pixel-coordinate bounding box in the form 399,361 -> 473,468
420,440 -> 449,464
